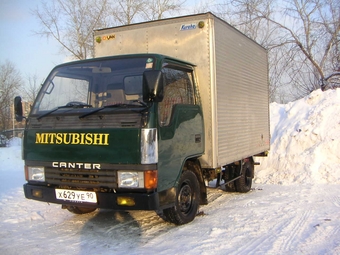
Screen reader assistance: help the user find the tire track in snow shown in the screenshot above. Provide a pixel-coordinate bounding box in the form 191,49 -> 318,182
231,217 -> 290,255
274,209 -> 312,253
232,209 -> 312,255
300,219 -> 340,254
297,188 -> 340,254
138,188 -> 226,241
333,195 -> 340,208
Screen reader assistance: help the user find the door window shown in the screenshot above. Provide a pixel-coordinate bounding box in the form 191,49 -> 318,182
159,67 -> 194,126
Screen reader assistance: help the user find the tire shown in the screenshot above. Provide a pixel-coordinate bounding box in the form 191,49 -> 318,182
163,171 -> 200,225
235,160 -> 253,193
65,206 -> 97,214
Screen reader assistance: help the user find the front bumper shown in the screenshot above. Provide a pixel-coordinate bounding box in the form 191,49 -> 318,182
23,183 -> 160,210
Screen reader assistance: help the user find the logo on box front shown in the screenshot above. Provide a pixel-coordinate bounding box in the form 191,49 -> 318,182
180,24 -> 197,31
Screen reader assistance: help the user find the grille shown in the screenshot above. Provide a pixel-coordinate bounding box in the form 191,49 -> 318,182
45,167 -> 117,189
29,113 -> 142,129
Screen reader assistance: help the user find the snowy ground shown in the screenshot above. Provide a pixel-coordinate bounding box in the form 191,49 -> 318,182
1,89 -> 340,255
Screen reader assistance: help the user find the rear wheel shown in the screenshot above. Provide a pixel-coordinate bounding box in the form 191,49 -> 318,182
163,171 -> 200,225
64,206 -> 97,214
235,160 -> 253,193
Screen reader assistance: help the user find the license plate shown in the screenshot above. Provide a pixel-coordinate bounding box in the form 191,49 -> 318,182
55,189 -> 97,203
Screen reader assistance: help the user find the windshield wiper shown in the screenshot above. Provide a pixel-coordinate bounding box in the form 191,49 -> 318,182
79,102 -> 149,119
37,102 -> 92,120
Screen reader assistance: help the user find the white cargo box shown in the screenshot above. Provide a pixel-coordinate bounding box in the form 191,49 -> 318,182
94,12 -> 270,169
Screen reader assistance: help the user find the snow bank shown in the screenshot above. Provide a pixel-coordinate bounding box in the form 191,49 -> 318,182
0,137 -> 25,192
255,88 -> 340,184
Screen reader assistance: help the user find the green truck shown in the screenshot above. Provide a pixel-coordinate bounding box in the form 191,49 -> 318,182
15,13 -> 270,225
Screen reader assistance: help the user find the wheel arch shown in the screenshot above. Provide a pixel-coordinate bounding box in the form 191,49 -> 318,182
183,157 -> 208,205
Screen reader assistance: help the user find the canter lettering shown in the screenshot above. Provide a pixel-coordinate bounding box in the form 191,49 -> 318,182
35,133 -> 109,145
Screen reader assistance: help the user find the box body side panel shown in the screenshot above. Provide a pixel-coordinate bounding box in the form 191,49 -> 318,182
213,18 -> 270,166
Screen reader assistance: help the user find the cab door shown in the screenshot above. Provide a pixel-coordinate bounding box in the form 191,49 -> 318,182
157,64 -> 204,191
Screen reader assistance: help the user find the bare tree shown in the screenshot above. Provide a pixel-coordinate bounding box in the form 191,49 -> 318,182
0,61 -> 22,132
214,0 -> 285,102
33,0 -> 187,60
142,0 -> 186,20
188,0 -> 215,14
110,0 -> 186,25
222,0 -> 340,99
33,0 -> 111,60
23,74 -> 41,104
111,0 -> 146,25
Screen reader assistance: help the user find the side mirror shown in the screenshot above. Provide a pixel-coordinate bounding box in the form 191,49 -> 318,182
14,96 -> 24,122
143,70 -> 164,102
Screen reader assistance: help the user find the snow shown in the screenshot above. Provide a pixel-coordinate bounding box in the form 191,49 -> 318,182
1,89 -> 340,255
255,88 -> 340,185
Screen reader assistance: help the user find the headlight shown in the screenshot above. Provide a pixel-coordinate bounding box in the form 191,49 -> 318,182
117,170 -> 158,189
27,166 -> 45,182
118,171 -> 144,188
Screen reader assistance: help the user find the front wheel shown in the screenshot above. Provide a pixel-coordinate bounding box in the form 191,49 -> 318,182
235,160 -> 254,193
162,171 -> 200,225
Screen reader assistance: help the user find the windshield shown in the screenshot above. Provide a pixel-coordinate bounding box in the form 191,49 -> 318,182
32,57 -> 155,114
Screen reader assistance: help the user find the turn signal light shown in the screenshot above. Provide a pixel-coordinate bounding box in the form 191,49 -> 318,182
144,170 -> 158,190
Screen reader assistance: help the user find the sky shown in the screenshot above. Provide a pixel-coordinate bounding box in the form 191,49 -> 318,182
0,0 -> 64,83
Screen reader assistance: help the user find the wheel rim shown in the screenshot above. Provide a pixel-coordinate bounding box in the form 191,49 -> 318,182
178,183 -> 192,214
